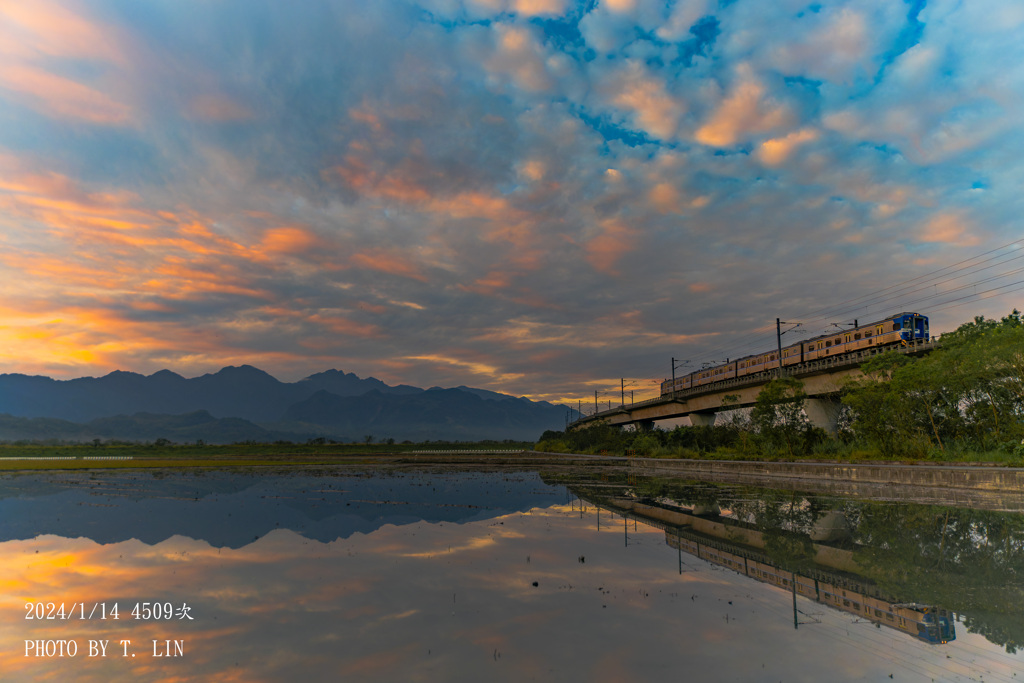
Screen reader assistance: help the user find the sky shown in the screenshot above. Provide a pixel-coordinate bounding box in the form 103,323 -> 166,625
2,0 -> 1023,404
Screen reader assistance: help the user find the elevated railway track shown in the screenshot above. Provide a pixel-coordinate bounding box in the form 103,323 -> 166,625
570,339 -> 939,434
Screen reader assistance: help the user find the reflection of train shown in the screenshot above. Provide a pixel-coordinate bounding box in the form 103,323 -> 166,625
661,312 -> 930,395
668,534 -> 956,644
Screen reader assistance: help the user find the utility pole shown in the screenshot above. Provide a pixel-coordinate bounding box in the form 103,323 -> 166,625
776,318 -> 783,377
671,358 -> 689,394
619,378 -> 638,406
792,572 -> 798,630
776,318 -> 801,378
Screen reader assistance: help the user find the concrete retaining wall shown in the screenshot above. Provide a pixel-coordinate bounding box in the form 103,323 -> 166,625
622,457 -> 1024,509
625,458 -> 1024,491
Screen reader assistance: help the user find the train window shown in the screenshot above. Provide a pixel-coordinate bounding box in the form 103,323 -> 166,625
824,340 -> 831,347
892,322 -> 899,331
854,333 -> 861,340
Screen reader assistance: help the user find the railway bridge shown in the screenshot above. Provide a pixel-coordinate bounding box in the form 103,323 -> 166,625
569,340 -> 937,435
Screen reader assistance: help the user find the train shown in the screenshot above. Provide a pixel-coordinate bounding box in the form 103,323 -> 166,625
661,312 -> 930,395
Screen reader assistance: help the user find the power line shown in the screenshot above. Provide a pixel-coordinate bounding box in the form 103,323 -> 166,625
654,239 -> 1024,380
795,237 -> 1024,322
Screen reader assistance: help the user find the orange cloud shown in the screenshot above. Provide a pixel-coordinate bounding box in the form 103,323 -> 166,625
648,182 -> 681,214
406,353 -> 524,383
918,212 -> 982,247
350,248 -> 428,282
327,155 -> 547,270
327,156 -> 433,204
0,62 -> 131,124
348,101 -> 385,133
695,64 -> 792,147
512,0 -> 567,17
757,127 -> 819,166
0,304 -> 188,374
464,271 -> 515,295
307,314 -> 382,338
258,226 -> 322,255
0,0 -> 126,64
585,219 -> 637,275
0,252 -> 134,290
485,24 -> 553,92
604,61 -> 684,140
150,262 -> 269,299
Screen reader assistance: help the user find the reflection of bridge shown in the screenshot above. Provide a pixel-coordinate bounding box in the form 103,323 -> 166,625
580,492 -> 955,644
570,341 -> 938,434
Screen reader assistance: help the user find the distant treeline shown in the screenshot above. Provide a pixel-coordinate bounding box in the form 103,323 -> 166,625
0,439 -> 535,462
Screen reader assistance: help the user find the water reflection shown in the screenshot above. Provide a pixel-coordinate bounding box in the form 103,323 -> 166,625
1,467 -> 1021,682
558,470 -> 1024,655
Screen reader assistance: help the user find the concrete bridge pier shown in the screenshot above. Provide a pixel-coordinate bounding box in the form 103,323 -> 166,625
804,397 -> 842,435
688,411 -> 717,427
635,419 -> 656,431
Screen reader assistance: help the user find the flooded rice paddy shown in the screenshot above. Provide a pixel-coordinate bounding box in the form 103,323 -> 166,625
1,466 -> 1021,682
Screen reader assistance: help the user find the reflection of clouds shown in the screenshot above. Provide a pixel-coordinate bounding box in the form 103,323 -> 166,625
2,503 -> 1021,682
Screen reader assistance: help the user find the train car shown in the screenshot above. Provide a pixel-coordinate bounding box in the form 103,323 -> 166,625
802,311 -> 929,362
661,312 -> 930,397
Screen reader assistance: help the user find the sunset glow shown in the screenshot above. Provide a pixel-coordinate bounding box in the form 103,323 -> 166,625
1,0 -> 1022,402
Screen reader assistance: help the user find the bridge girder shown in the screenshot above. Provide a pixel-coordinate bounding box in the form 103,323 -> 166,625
573,367 -> 860,435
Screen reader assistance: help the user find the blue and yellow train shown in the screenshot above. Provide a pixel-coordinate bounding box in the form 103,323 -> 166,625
661,312 -> 930,395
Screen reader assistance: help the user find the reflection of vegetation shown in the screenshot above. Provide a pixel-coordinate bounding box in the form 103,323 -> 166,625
852,504 -> 1024,653
730,489 -> 825,573
557,469 -> 1024,653
628,475 -> 728,509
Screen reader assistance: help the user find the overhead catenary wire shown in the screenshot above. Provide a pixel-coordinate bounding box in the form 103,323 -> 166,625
794,236 -> 1024,323
616,239 -> 1023,391
678,239 -> 1024,372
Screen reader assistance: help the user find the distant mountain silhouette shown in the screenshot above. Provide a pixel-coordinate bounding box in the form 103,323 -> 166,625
280,387 -> 569,442
0,365 -> 422,423
0,366 -> 576,443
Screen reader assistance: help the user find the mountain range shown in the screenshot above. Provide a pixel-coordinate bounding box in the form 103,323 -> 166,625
0,366 -> 576,443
